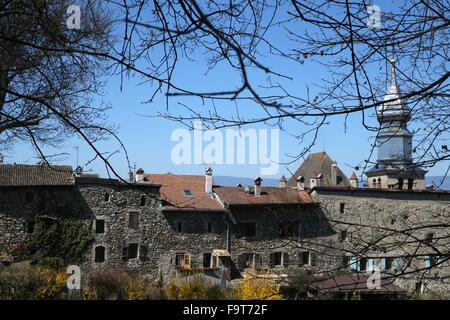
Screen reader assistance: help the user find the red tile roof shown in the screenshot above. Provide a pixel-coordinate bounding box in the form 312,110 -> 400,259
143,174 -> 225,212
213,186 -> 316,206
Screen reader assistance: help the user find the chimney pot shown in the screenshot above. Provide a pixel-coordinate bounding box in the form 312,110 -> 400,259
254,177 -> 262,196
136,168 -> 145,182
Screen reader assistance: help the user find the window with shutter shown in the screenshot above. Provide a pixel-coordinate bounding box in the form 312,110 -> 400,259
349,258 -> 358,271
368,258 -> 374,271
425,256 -> 431,268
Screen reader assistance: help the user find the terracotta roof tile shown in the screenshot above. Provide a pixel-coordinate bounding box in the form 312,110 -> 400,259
214,186 -> 316,206
144,174 -> 224,211
0,164 -> 74,187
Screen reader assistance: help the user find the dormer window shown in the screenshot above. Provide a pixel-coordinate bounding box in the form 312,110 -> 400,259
182,190 -> 193,196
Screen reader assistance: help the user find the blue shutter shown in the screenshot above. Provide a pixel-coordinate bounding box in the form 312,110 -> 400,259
368,259 -> 374,271
350,258 -> 358,271
437,256 -> 443,269
381,258 -> 386,270
393,259 -> 398,271
425,256 -> 431,268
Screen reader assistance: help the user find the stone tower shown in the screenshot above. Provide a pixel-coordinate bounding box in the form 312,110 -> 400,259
366,60 -> 426,189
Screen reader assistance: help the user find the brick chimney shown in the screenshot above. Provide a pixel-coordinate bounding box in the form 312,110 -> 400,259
205,167 -> 213,194
254,177 -> 262,196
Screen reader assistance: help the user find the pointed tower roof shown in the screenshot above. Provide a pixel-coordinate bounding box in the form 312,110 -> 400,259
350,172 -> 358,180
377,59 -> 411,121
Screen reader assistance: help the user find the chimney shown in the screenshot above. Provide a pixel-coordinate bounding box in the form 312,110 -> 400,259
254,177 -> 262,196
75,166 -> 83,177
296,176 -> 305,191
0,153 -> 4,164
205,167 -> 213,194
331,162 -> 338,186
129,170 -> 135,183
310,173 -> 322,189
136,168 -> 145,183
279,175 -> 287,188
350,172 -> 358,188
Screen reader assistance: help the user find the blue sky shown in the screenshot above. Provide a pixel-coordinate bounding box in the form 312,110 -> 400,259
5,1 -> 448,181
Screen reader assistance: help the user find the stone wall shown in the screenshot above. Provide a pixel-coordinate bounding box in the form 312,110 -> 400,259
312,189 -> 450,295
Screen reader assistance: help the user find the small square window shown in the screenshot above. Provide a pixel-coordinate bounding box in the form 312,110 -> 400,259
182,190 -> 193,196
95,219 -> 105,234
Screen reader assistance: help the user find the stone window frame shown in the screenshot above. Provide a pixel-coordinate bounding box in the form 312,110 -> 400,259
270,251 -> 289,267
174,251 -> 191,268
203,252 -> 212,268
299,251 -> 316,267
123,241 -> 141,261
128,210 -> 139,229
93,244 -> 107,264
94,216 -> 108,234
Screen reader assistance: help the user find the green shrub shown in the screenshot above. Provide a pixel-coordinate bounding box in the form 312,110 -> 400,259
25,215 -> 94,267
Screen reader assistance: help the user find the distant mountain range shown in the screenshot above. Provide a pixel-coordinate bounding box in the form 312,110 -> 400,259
214,175 -> 450,190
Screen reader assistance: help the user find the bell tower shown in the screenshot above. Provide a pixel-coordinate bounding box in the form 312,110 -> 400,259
366,60 -> 426,189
